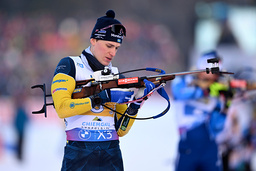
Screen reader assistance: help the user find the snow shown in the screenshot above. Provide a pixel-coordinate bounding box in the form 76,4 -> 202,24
0,95 -> 179,171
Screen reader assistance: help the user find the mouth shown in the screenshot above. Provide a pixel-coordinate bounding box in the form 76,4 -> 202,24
106,56 -> 112,61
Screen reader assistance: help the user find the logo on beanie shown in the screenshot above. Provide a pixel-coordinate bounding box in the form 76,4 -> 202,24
111,33 -> 123,39
98,30 -> 106,34
94,33 -> 106,40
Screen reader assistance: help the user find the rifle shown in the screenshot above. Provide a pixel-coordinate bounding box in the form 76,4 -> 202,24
31,57 -> 234,119
229,79 -> 256,90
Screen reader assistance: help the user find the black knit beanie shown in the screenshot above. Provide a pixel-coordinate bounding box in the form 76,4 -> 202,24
90,10 -> 126,44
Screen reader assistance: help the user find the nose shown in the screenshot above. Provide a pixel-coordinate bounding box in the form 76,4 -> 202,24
109,48 -> 117,57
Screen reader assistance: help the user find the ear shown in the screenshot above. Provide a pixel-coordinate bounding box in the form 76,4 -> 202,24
90,38 -> 96,45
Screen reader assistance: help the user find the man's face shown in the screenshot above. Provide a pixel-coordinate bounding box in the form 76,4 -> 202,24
90,39 -> 121,66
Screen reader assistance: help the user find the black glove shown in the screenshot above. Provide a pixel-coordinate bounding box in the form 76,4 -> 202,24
89,89 -> 111,108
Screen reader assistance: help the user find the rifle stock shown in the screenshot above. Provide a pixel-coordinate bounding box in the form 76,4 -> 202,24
72,75 -> 176,99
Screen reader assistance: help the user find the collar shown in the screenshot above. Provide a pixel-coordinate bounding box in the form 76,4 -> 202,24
81,47 -> 112,72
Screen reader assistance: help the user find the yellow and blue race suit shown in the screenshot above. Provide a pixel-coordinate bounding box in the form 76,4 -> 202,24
51,47 -> 139,171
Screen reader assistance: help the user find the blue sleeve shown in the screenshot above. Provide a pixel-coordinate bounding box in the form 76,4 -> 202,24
171,76 -> 204,100
54,57 -> 76,79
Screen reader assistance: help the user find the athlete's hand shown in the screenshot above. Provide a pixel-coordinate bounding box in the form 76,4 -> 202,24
135,79 -> 155,99
130,79 -> 155,110
90,88 -> 134,107
110,88 -> 134,103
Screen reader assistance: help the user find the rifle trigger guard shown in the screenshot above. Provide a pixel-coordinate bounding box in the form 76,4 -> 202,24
160,80 -> 167,84
99,83 -> 103,91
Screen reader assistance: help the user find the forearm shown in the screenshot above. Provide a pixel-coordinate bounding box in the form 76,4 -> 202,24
51,73 -> 93,118
115,103 -> 138,137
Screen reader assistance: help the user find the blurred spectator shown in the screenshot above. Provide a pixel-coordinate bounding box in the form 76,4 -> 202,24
13,93 -> 29,161
0,12 -> 180,97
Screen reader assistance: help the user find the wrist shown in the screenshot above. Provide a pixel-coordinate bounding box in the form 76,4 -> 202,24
130,102 -> 141,109
127,104 -> 139,116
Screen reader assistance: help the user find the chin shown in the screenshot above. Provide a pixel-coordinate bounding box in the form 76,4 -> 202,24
103,61 -> 110,66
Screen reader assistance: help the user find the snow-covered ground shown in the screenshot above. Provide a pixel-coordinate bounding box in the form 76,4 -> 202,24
0,94 -> 179,171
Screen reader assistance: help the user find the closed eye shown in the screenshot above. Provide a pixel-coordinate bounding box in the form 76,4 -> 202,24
106,43 -> 120,50
106,44 -> 113,48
